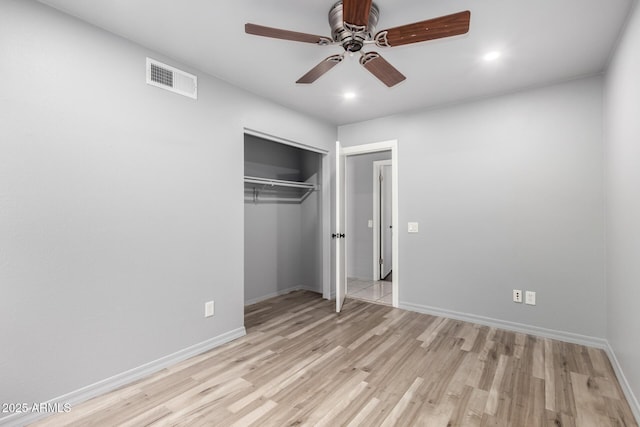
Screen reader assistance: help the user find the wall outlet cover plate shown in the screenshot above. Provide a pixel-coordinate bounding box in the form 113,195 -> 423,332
513,289 -> 523,303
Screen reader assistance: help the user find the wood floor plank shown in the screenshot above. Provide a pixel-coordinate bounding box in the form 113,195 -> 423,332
414,391 -> 457,426
345,397 -> 380,427
229,399 -> 278,427
544,338 -> 557,411
417,316 -> 448,347
485,354 -> 509,416
31,291 -> 638,427
465,388 -> 489,427
227,350 -> 329,413
458,323 -> 481,352
513,332 -> 527,359
160,377 -> 252,424
532,336 -> 545,380
447,351 -> 480,397
380,376 -> 424,426
299,370 -> 370,426
571,371 -> 611,427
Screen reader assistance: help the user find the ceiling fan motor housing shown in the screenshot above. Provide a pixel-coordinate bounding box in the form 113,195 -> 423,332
329,1 -> 379,52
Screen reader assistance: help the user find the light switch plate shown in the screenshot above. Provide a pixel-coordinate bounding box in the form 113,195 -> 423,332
408,222 -> 419,233
525,291 -> 536,306
368,220 -> 373,228
205,301 -> 215,317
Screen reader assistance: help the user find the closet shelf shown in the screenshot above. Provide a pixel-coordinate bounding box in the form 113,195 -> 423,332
243,176 -> 316,190
244,176 -> 316,203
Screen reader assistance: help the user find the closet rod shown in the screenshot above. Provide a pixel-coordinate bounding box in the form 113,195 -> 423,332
243,176 -> 316,190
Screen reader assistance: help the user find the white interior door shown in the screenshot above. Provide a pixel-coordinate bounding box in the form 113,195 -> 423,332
381,164 -> 393,279
335,141 -> 346,312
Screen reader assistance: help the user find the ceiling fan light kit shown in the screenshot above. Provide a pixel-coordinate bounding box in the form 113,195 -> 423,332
245,0 -> 470,87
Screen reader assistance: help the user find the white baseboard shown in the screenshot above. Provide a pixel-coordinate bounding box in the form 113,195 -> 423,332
604,343 -> 640,423
400,301 -> 608,349
0,327 -> 246,427
245,285 -> 320,306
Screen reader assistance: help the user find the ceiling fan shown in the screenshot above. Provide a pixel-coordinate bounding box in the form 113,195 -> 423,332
245,0 -> 470,87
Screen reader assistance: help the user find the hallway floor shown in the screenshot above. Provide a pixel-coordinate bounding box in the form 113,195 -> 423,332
347,277 -> 392,305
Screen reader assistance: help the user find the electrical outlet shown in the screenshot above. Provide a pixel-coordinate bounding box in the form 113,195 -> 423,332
525,291 -> 536,306
513,289 -> 522,303
408,222 -> 419,233
205,300 -> 215,317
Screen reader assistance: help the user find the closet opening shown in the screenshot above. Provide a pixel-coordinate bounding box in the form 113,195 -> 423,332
243,132 -> 327,305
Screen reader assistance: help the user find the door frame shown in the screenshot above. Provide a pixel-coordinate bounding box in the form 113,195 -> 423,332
341,140 -> 399,308
373,159 -> 393,281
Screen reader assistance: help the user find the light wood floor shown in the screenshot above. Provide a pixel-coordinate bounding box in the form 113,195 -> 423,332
33,291 -> 637,426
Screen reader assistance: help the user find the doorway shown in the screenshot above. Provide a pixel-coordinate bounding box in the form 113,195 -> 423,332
343,154 -> 393,306
335,140 -> 399,312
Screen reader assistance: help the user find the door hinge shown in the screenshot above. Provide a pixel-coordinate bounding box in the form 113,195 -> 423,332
379,257 -> 383,265
379,173 -> 383,182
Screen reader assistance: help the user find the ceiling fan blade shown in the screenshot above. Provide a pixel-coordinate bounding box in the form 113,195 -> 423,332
343,0 -> 373,29
296,55 -> 344,84
360,52 -> 406,87
245,23 -> 332,45
375,10 -> 470,47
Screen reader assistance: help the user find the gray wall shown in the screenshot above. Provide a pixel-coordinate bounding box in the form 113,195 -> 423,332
605,0 -> 640,411
244,136 -> 322,303
0,0 -> 335,413
244,202 -> 305,302
338,76 -> 606,339
346,151 -> 392,279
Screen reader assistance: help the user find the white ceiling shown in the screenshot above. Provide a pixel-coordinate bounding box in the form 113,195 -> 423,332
38,0 -> 633,125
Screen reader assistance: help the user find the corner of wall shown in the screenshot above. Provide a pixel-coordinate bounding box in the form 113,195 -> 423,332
605,343 -> 640,423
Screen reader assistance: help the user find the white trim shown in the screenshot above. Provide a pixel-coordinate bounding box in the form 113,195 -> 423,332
604,344 -> 640,423
0,327 -> 246,427
336,141 -> 346,312
342,140 -> 396,155
245,285 -> 320,306
339,140 -> 399,308
372,160 -> 393,281
391,142 -> 398,308
321,153 -> 331,300
244,128 -> 329,154
400,301 -> 608,348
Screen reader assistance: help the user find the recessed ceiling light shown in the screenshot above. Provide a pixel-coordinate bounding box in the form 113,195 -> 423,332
483,51 -> 501,61
343,91 -> 356,100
